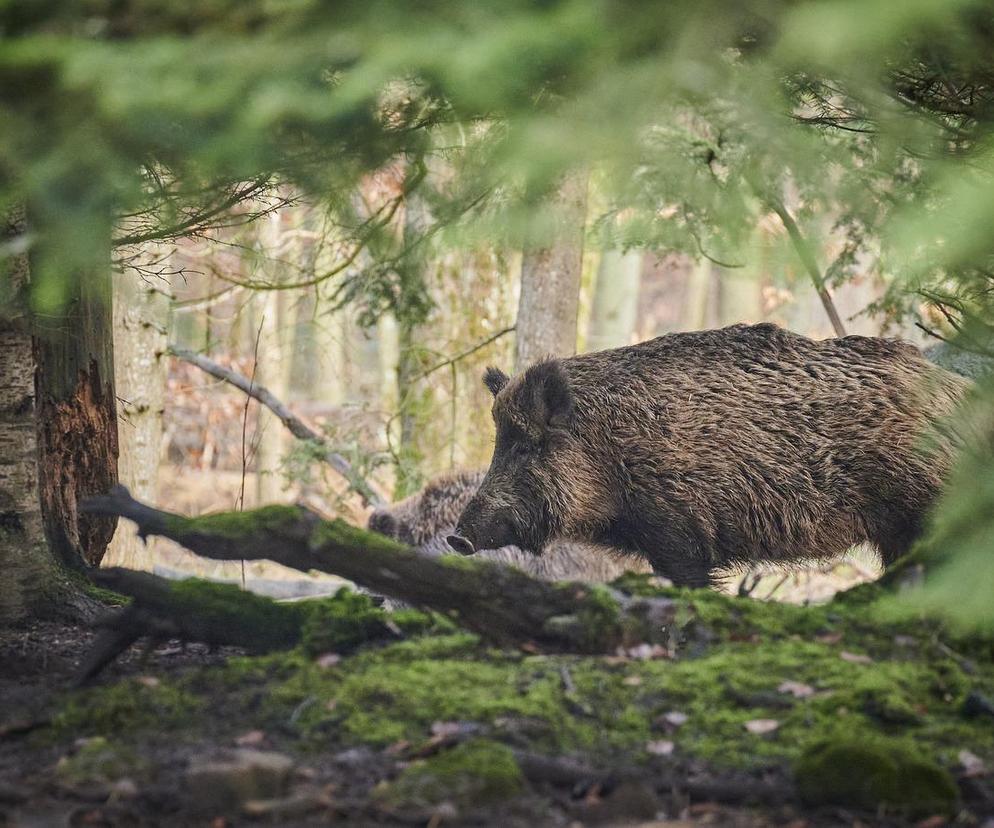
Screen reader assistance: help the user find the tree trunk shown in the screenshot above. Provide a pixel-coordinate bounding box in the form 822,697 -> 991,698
394,184 -> 432,498
103,267 -> 169,569
586,249 -> 642,352
255,212 -> 292,505
514,171 -> 588,372
0,206 -> 117,622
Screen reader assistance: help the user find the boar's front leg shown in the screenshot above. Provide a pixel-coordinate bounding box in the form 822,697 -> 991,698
647,552 -> 713,588
623,519 -> 714,587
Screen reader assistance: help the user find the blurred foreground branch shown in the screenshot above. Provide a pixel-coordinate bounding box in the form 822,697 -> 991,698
168,346 -> 388,507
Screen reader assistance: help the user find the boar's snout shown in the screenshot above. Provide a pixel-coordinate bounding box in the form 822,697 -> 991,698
446,534 -> 475,555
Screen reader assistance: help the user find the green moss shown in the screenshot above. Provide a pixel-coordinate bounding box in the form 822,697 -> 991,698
570,584 -> 623,649
311,518 -> 410,554
167,504 -> 304,539
166,577 -> 306,651
50,678 -> 201,740
300,588 -> 391,655
36,562 -> 994,809
63,567 -> 127,607
375,739 -> 523,810
388,608 -> 457,637
853,674 -> 922,725
55,737 -> 143,784
795,738 -> 957,816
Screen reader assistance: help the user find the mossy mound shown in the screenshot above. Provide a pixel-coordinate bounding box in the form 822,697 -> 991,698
50,677 -> 200,739
794,737 -> 958,816
300,588 -> 392,656
55,737 -> 144,785
375,739 -> 524,810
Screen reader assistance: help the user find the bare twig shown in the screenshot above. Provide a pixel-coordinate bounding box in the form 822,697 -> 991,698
746,176 -> 847,338
412,326 -> 516,383
168,345 -> 387,507
766,198 -> 847,338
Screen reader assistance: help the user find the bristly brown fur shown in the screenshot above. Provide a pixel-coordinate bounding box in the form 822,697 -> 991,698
483,366 -> 510,397
454,323 -> 970,587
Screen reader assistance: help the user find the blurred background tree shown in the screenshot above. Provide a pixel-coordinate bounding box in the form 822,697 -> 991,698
1,0 -> 992,621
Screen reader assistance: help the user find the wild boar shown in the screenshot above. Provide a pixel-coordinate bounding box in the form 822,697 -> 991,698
368,470 -> 649,581
449,323 -> 969,587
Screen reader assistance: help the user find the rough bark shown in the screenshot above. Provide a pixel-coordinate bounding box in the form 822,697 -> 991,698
33,263 -> 118,569
0,207 -> 114,622
514,171 -> 588,372
104,269 -> 169,569
82,487 -> 678,654
586,249 -> 642,352
0,207 -> 60,622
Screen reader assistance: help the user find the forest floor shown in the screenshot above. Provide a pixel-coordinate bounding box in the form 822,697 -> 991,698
2,575 -> 994,827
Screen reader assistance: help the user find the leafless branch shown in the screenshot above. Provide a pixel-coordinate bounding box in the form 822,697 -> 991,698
168,345 -> 387,507
412,326 -> 516,383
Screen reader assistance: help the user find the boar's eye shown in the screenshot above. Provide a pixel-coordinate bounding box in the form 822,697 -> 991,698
509,441 -> 532,458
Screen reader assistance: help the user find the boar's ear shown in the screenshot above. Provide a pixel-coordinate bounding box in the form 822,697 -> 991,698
482,366 -> 510,397
525,360 -> 574,432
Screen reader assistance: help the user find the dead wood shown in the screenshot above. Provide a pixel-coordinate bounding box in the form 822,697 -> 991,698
75,568 -> 309,683
81,486 -> 677,655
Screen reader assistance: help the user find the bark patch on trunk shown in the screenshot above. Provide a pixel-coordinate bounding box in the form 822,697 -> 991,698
35,356 -> 118,567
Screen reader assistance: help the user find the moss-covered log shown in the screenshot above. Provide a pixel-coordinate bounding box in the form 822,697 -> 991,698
81,487 -> 676,653
77,568 -> 409,682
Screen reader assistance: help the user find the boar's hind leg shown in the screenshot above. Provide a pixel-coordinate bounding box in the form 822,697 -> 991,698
872,514 -> 923,567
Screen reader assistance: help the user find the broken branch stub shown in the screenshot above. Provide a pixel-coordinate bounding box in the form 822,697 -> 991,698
81,487 -> 677,654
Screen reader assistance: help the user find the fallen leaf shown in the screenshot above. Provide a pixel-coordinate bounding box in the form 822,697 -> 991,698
235,730 -> 266,747
840,651 -> 873,665
627,643 -> 670,660
959,749 -> 986,776
384,740 -> 411,756
136,676 -> 160,688
744,719 -> 780,735
622,675 -> 643,686
646,740 -> 675,756
778,681 -> 815,699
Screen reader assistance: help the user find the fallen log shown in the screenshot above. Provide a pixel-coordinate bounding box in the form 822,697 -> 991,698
75,567 -> 403,683
81,487 -> 677,654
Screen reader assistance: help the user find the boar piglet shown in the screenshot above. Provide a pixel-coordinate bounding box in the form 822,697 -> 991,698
368,470 -> 649,582
449,323 -> 969,587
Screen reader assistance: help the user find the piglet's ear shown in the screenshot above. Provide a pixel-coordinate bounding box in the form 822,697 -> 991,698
483,366 -> 510,397
524,360 -> 574,432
